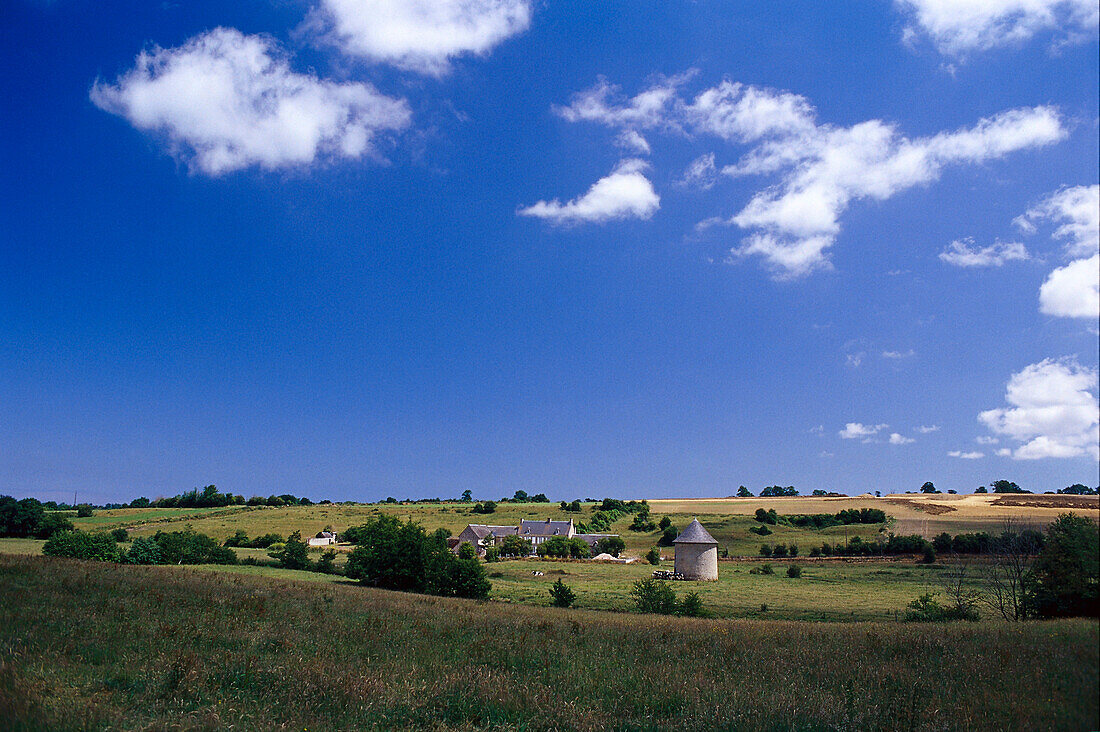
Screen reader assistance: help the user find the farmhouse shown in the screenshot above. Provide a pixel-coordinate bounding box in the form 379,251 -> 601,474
673,518 -> 719,580
455,518 -> 619,556
308,530 -> 337,547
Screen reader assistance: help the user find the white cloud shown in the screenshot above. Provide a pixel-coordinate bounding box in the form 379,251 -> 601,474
883,349 -> 917,359
917,424 -> 941,433
948,450 -> 985,459
553,75 -> 1065,278
845,352 -> 866,368
1017,186 -> 1100,319
996,448 -> 1013,456
839,422 -> 888,439
1040,255 -> 1100,318
90,28 -> 410,176
890,433 -> 916,444
724,106 -> 1064,278
615,129 -> 651,155
896,0 -> 1099,55
976,435 -> 1000,444
518,159 -> 659,225
939,237 -> 1029,267
979,358 -> 1100,460
679,153 -> 718,190
309,0 -> 531,76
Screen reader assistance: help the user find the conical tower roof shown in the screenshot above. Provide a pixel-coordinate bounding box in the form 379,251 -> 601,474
673,518 -> 718,545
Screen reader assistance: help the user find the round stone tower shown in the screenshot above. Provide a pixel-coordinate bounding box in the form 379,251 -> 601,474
673,518 -> 719,580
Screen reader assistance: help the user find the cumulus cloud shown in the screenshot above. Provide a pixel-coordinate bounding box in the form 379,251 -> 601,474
896,0 -> 1099,55
1017,186 -> 1100,319
839,422 -> 888,439
552,75 -> 1065,277
518,159 -> 659,225
890,433 -> 916,444
939,237 -> 1029,267
917,424 -> 941,433
979,358 -> 1100,460
948,450 -> 985,459
90,28 -> 411,176
309,0 -> 531,76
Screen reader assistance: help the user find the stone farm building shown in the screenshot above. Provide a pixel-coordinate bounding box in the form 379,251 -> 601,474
454,518 -> 617,556
308,531 -> 337,547
673,518 -> 719,580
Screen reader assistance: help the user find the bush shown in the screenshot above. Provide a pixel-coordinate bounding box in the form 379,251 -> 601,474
658,516 -> 671,530
676,592 -> 709,617
645,547 -> 661,565
787,565 -> 802,578
549,579 -> 576,608
499,534 -> 532,557
904,593 -> 979,622
125,536 -> 163,565
271,531 -> 312,570
43,530 -> 120,562
773,544 -> 788,558
759,544 -> 772,557
484,546 -> 501,562
749,525 -> 772,536
631,578 -> 677,614
223,530 -> 249,547
749,563 -> 774,575
110,528 -> 129,542
658,526 -> 678,546
249,533 -> 284,549
594,536 -> 625,557
920,543 -> 936,564
789,544 -> 799,557
75,504 -> 94,518
316,549 -> 338,575
809,547 -> 821,557
152,530 -> 237,565
472,501 -> 497,514
0,496 -> 72,539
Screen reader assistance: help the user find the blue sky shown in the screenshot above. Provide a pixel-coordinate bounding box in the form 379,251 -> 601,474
2,1 -> 1097,504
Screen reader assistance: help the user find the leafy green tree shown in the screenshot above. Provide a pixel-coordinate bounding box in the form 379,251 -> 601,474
484,546 -> 501,562
124,536 -> 163,564
531,493 -> 549,503
1025,513 -> 1099,618
43,530 -> 120,562
153,530 -> 237,565
110,528 -> 129,542
975,486 -> 988,493
631,578 -> 677,614
920,482 -> 938,494
786,565 -> 802,578
658,525 -> 678,546
431,527 -> 451,549
75,504 -> 94,518
223,530 -> 249,547
645,547 -> 661,565
499,534 -> 532,557
549,579 -> 576,608
427,542 -> 490,599
737,486 -> 752,497
513,490 -> 529,502
594,536 -> 625,557
991,480 -> 1026,494
460,489 -> 473,502
1059,484 -> 1098,495
33,511 -> 74,539
760,544 -> 772,557
271,530 -> 312,570
316,549 -> 338,574
345,515 -> 433,592
472,501 -> 497,514
657,516 -> 671,530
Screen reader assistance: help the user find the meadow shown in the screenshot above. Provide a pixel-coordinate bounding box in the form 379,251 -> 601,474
2,554 -> 1096,731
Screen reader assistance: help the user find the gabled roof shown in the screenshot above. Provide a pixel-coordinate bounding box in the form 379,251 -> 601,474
673,518 -> 718,545
520,519 -> 573,536
464,524 -> 519,539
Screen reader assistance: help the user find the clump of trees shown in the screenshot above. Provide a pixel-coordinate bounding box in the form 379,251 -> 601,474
0,496 -> 74,539
1058,484 -> 1098,495
537,536 -> 591,559
753,506 -> 885,528
559,499 -> 583,512
472,501 -> 497,514
43,530 -> 121,562
42,528 -> 237,566
344,515 -> 490,599
760,486 -> 798,497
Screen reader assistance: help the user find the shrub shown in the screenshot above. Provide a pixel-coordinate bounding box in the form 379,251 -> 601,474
33,511 -> 73,539
904,593 -> 979,622
676,592 -> 709,617
789,544 -> 799,557
43,530 -> 120,562
549,579 -> 576,608
773,544 -> 788,558
472,501 -> 497,514
499,534 -> 532,557
820,543 -> 833,556
920,543 -> 936,564
594,536 -> 625,557
658,516 -> 671,530
75,504 -> 94,518
0,496 -> 71,539
750,563 -> 775,575
759,544 -> 772,557
316,549 -> 338,575
271,531 -> 312,570
153,530 -> 237,565
658,526 -> 678,546
787,565 -> 802,578
631,578 -> 677,614
249,533 -> 284,549
750,525 -> 772,536
110,528 -> 129,542
645,547 -> 661,565
484,546 -> 501,563
125,536 -> 163,565
809,547 -> 821,557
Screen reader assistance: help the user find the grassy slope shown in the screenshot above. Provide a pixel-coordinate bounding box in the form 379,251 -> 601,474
1,555 -> 1096,731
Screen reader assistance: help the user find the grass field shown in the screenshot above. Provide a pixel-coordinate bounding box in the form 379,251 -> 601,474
1,554 -> 1095,731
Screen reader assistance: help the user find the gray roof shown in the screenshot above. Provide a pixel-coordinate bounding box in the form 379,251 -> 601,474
465,525 -> 519,539
673,518 -> 718,545
520,519 -> 573,536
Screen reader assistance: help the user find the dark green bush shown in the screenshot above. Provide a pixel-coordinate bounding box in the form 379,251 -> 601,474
270,531 -> 312,570
904,593 -> 979,622
676,592 -> 709,617
110,528 -> 129,542
631,578 -> 677,614
787,565 -> 802,578
549,579 -> 576,608
645,547 -> 661,565
43,530 -> 120,562
152,530 -> 237,565
124,536 -> 163,565
75,504 -> 94,518
594,536 -> 625,557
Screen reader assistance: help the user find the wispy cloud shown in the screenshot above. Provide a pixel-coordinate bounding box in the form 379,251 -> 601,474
839,422 -> 888,439
948,450 -> 984,459
939,238 -> 1029,267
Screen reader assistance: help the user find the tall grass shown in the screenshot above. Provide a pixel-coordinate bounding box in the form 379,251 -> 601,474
1,554 -> 1096,731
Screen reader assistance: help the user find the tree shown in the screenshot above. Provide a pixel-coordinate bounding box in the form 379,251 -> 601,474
549,579 -> 576,608
499,534 -> 532,557
631,578 -> 677,614
316,549 -> 338,574
737,486 -> 752,497
657,516 -> 671,530
658,525 -> 678,546
460,489 -> 473,502
975,486 -> 988,494
110,528 -> 129,542
594,536 -> 625,557
1059,484 -> 1098,495
920,482 -> 937,494
981,520 -> 1036,621
991,480 -> 1026,494
472,501 -> 497,514
512,490 -> 529,502
531,493 -> 549,503
75,504 -> 94,517
676,592 -> 709,617
271,530 -> 312,570
43,530 -> 120,562
1025,513 -> 1099,618
645,547 -> 661,565
125,536 -> 163,565
786,565 -> 802,578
